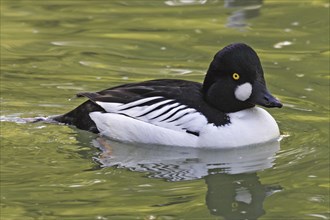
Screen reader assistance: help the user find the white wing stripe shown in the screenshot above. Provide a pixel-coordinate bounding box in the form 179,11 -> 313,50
164,108 -> 196,122
173,112 -> 199,126
117,96 -> 163,110
95,102 -> 121,113
107,100 -> 177,119
156,104 -> 187,122
135,99 -> 175,117
95,96 -> 208,134
174,112 -> 206,131
142,102 -> 180,121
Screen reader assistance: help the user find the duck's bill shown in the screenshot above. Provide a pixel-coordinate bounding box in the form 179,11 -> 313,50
249,81 -> 283,108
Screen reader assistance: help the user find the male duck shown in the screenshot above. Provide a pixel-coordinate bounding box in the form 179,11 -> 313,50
53,43 -> 282,148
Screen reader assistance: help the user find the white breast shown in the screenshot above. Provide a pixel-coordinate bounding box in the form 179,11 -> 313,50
198,107 -> 280,147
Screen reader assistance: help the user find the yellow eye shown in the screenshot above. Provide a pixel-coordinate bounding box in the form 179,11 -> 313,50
232,73 -> 240,80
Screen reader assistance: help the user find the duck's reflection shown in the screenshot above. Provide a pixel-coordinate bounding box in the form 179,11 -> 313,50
205,171 -> 282,219
92,137 -> 282,219
224,0 -> 263,28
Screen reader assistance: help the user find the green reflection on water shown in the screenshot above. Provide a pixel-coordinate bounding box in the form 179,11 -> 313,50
1,0 -> 329,219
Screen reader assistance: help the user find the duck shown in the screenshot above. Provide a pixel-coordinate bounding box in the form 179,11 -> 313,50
52,43 -> 282,148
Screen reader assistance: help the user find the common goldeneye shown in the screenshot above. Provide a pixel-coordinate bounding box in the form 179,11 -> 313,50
53,43 -> 282,148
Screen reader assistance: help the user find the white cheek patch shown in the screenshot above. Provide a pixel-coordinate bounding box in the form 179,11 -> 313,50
234,82 -> 252,101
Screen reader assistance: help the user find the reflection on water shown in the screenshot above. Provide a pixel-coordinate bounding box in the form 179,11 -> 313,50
94,137 -> 280,180
206,172 -> 282,219
165,0 -> 208,6
164,0 -> 263,29
93,137 -> 282,219
225,0 -> 263,28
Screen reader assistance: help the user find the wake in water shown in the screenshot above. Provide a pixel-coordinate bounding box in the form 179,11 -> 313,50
0,115 -> 58,124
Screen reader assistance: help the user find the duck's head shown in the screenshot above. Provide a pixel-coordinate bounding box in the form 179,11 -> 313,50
203,43 -> 282,113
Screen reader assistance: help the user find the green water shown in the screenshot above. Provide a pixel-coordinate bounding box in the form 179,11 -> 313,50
1,0 -> 329,219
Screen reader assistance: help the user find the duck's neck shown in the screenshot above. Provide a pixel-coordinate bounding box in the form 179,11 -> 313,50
202,63 -> 217,93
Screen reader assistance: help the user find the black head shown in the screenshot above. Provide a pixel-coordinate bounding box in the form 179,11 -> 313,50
203,43 -> 282,113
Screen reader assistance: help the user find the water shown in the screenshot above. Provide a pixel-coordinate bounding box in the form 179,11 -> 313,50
1,0 -> 329,219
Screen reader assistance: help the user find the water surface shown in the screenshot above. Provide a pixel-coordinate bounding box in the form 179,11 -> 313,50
1,0 -> 329,219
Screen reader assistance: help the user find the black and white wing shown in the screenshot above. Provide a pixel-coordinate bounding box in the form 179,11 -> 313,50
80,79 -> 209,136
94,96 -> 207,135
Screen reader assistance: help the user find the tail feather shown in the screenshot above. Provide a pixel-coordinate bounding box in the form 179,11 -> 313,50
52,100 -> 104,133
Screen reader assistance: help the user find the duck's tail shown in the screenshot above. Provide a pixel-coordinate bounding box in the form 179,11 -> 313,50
49,100 -> 103,133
